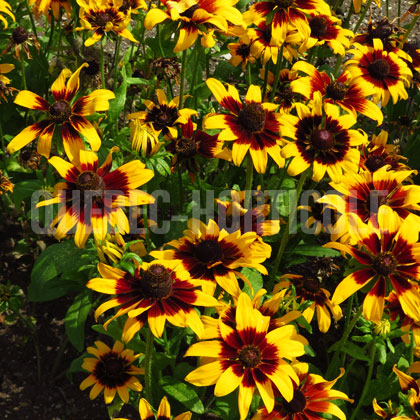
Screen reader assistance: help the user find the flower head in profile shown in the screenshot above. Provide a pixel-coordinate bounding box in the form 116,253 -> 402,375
275,274 -> 342,333
76,0 -> 138,46
36,147 -> 155,248
0,0 -> 14,28
185,293 -> 307,420
128,89 -> 197,140
0,170 -> 13,195
115,396 -> 191,420
326,209 -> 420,323
129,119 -> 162,157
80,340 -> 143,404
204,78 -> 284,174
151,219 -> 271,297
7,63 -> 115,161
144,0 -> 244,53
251,366 -> 352,420
0,63 -> 16,102
345,38 -> 412,106
393,365 -> 420,418
88,259 -> 219,339
290,61 -> 383,125
281,94 -> 367,183
2,26 -> 40,60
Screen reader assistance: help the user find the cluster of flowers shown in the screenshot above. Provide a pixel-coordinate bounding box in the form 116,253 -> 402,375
1,0 -> 420,417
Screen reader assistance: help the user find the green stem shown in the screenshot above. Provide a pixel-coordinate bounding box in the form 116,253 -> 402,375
45,14 -> 55,59
326,304 -> 363,379
189,42 -> 201,107
247,62 -> 252,86
269,44 -> 284,102
25,0 -> 40,44
334,56 -> 343,77
400,14 -> 420,47
340,294 -> 354,365
100,36 -> 106,89
143,204 -> 151,252
409,330 -> 415,365
272,170 -> 308,278
20,56 -> 27,91
144,328 -> 154,406
386,0 -> 389,17
349,338 -> 376,420
179,50 -> 187,109
177,169 -> 184,213
244,154 -> 254,210
343,1 -> 354,28
261,63 -> 270,101
113,36 -> 121,92
398,0 -> 401,26
353,0 -> 374,33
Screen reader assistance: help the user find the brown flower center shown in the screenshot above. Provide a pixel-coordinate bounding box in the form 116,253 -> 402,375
304,276 -> 321,293
49,100 -> 72,123
368,59 -> 390,80
365,155 -> 387,172
371,20 -> 393,41
309,16 -> 328,38
94,352 -> 130,387
326,81 -> 347,101
180,4 -> 200,18
367,189 -> 389,215
76,171 -> 105,192
140,264 -> 173,298
236,44 -> 251,59
238,103 -> 266,133
148,105 -> 178,132
12,27 -> 29,44
195,239 -> 223,264
284,389 -> 307,413
311,129 -> 334,150
373,252 -> 397,276
175,137 -> 197,157
95,12 -> 113,27
275,0 -> 294,8
238,345 -> 261,368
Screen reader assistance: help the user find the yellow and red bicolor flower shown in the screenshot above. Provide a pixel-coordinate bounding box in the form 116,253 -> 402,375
291,61 -> 383,125
228,36 -> 256,69
0,63 -> 16,102
145,0 -> 243,53
36,147 -> 155,248
300,13 -> 353,56
128,89 -> 197,140
204,78 -> 284,174
243,0 -> 331,47
281,94 -> 367,183
326,209 -> 420,323
88,259 -> 219,339
28,0 -> 72,19
76,0 -> 138,47
167,118 -> 232,175
7,63 -> 115,161
359,130 -> 409,173
151,219 -> 271,297
0,170 -> 14,195
251,366 -> 352,420
115,396 -> 192,420
215,189 -> 281,237
345,38 -> 412,106
0,0 -> 14,28
318,166 -> 420,242
185,293 -> 307,420
275,274 -> 342,333
80,340 -> 143,404
393,365 -> 420,417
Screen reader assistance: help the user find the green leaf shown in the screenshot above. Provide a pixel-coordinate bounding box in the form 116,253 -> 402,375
109,65 -> 128,123
293,244 -> 340,257
13,180 -> 44,207
341,341 -> 370,362
28,240 -> 87,302
241,267 -> 263,296
65,290 -> 93,351
161,377 -> 205,414
376,340 -> 387,365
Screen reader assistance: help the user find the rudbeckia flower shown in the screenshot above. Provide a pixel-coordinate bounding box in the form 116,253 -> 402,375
0,63 -> 15,102
128,89 -> 197,140
290,61 -> 383,125
115,397 -> 192,420
393,365 -> 420,417
204,78 -> 284,174
0,0 -> 14,28
1,26 -> 40,60
36,147 -> 155,248
326,209 -> 420,322
76,0 -> 138,47
275,274 -> 342,333
0,170 -> 13,195
243,0 -> 331,47
300,14 -> 353,56
317,166 -> 420,242
359,130 -> 408,173
151,219 -> 271,297
251,366 -> 352,420
167,118 -> 231,175
80,340 -> 143,404
185,293 -> 307,420
280,94 -> 367,183
129,119 -> 162,157
345,38 -> 412,106
228,36 -> 256,69
88,259 -> 219,339
7,63 -> 115,161
144,0 -> 244,53
353,0 -> 380,13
